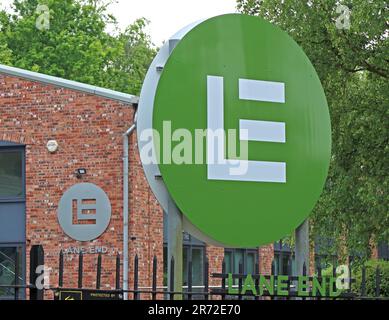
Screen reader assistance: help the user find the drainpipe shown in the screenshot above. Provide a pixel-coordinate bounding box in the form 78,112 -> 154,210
123,111 -> 137,300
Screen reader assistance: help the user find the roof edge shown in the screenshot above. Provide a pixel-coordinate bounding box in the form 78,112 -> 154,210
0,64 -> 139,105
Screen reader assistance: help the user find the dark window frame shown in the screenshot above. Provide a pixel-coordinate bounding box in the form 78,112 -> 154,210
0,144 -> 26,203
183,244 -> 206,286
224,248 -> 258,274
223,248 -> 258,300
0,143 -> 26,299
0,243 -> 26,300
377,242 -> 389,261
273,241 -> 295,275
163,242 -> 207,300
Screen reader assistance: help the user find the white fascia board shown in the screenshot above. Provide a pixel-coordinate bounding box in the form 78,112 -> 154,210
0,64 -> 139,105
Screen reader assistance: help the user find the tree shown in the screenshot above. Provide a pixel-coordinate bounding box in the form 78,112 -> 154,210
0,0 -> 156,95
237,0 -> 388,260
0,11 -> 12,64
109,18 -> 157,96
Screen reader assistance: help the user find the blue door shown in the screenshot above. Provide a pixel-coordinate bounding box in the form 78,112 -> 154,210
0,141 -> 25,299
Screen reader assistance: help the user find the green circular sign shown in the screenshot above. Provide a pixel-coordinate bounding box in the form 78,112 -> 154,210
153,14 -> 331,247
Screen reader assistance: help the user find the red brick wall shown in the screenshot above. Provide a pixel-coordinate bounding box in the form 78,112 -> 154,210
206,246 -> 223,290
0,73 -> 163,298
128,131 -> 164,299
259,245 -> 274,275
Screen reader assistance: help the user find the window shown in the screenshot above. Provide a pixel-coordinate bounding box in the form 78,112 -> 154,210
163,244 -> 206,299
378,242 -> 389,261
314,237 -> 338,271
183,246 -> 204,287
163,245 -> 206,286
224,248 -> 258,275
0,144 -> 26,299
183,245 -> 206,299
273,241 -> 295,275
0,246 -> 24,299
0,149 -> 24,199
163,212 -> 207,298
224,248 -> 258,300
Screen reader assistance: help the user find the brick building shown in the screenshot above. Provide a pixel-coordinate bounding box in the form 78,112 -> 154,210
0,64 -> 275,299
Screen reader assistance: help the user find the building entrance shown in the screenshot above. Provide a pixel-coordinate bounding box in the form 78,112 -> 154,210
0,141 -> 25,299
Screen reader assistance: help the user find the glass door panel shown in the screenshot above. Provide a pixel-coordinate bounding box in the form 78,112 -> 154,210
0,246 -> 24,299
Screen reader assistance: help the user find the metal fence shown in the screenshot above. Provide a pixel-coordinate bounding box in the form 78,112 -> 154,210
0,245 -> 387,300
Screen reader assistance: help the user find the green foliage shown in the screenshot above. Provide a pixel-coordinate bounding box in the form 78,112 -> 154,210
352,259 -> 389,297
0,12 -> 12,64
114,18 -> 157,95
315,264 -> 341,295
0,34 -> 12,65
313,260 -> 388,297
237,0 -> 389,259
320,264 -> 334,277
0,0 -> 156,95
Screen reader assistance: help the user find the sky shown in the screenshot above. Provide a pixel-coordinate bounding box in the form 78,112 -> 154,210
1,0 -> 238,46
108,0 -> 238,46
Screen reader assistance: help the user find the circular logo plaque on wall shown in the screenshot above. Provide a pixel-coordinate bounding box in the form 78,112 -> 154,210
57,183 -> 111,242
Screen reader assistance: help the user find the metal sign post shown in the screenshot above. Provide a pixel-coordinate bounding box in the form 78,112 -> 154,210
294,219 -> 310,299
295,219 -> 310,276
167,198 -> 183,300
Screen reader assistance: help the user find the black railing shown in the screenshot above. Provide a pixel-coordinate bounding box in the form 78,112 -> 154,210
0,245 -> 387,300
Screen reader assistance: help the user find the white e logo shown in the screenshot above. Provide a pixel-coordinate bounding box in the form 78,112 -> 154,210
207,76 -> 286,183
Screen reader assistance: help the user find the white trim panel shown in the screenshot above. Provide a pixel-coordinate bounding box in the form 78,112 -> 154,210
0,64 -> 138,104
239,78 -> 285,103
239,119 -> 286,143
208,161 -> 286,183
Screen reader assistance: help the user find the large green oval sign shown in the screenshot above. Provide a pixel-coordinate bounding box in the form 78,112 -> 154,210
153,14 -> 331,247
